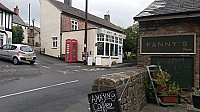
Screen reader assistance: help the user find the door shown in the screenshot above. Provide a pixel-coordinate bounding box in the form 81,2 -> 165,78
0,44 -> 10,59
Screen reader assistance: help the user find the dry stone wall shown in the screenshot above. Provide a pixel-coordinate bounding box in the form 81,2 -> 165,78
92,68 -> 147,112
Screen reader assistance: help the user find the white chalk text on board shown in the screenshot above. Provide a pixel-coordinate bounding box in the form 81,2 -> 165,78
88,89 -> 120,112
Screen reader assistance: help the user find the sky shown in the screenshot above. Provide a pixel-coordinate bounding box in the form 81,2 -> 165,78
1,0 -> 154,28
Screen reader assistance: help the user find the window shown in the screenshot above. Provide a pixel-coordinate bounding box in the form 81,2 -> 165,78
115,44 -> 118,56
97,42 -> 104,55
10,45 -> 17,50
96,33 -> 123,57
52,37 -> 57,48
2,45 -> 9,50
71,20 -> 78,31
119,38 -> 122,44
0,11 -> 2,26
0,34 -> 3,46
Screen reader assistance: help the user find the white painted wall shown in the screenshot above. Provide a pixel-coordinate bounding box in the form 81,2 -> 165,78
40,0 -> 61,57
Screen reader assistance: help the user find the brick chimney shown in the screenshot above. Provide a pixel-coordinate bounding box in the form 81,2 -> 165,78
64,0 -> 72,7
104,14 -> 110,22
14,6 -> 19,15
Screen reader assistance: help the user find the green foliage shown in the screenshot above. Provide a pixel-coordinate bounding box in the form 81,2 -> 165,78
12,26 -> 24,44
144,75 -> 157,103
161,82 -> 180,95
191,88 -> 200,96
112,61 -> 117,65
122,24 -> 139,55
156,71 -> 171,85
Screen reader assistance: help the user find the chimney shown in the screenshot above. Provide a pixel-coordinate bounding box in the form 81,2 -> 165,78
14,6 -> 19,15
104,14 -> 110,22
64,0 -> 72,7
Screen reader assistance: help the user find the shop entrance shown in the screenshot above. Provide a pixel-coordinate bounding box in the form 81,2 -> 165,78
151,57 -> 194,89
65,39 -> 77,62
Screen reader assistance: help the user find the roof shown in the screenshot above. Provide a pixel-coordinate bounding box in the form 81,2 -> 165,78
13,14 -> 27,26
30,26 -> 40,32
48,0 -> 122,33
134,0 -> 200,20
0,3 -> 15,14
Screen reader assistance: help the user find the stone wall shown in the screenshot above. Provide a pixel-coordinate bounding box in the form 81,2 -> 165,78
137,17 -> 200,88
92,68 -> 147,112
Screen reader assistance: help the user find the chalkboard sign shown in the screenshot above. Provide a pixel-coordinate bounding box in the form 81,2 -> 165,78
151,57 -> 194,88
88,89 -> 120,112
140,34 -> 196,54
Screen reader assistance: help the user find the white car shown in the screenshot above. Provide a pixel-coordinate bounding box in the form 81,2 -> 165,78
0,44 -> 36,65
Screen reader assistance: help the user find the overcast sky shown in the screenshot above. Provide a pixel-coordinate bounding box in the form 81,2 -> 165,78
1,0 -> 154,28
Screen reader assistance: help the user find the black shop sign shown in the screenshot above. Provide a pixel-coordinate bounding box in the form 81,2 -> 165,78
88,89 -> 120,112
140,34 -> 196,54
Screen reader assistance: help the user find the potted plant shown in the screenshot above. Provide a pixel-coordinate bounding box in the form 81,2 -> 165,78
190,88 -> 200,109
155,71 -> 170,91
152,67 -> 160,79
159,81 -> 180,103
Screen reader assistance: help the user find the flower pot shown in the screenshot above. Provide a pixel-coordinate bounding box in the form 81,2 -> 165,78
152,73 -> 158,79
190,92 -> 200,109
159,95 -> 177,103
156,84 -> 167,91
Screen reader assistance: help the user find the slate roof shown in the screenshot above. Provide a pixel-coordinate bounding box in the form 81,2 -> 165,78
13,14 -> 27,26
48,0 -> 122,33
134,0 -> 200,20
0,3 -> 14,14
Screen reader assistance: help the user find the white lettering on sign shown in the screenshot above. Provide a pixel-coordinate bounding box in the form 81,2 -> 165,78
91,91 -> 116,112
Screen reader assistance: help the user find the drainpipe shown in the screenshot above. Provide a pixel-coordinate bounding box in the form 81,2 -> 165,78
60,13 -> 63,58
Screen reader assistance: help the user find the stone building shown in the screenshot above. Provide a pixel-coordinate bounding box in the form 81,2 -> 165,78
40,0 -> 126,66
134,0 -> 200,88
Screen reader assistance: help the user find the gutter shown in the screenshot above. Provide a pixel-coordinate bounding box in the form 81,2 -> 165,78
134,10 -> 200,21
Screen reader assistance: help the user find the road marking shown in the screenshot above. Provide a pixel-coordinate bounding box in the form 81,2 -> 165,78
43,66 -> 50,69
0,80 -> 79,99
101,74 -> 113,77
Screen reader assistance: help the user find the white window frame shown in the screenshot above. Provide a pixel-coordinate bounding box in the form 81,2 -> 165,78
71,20 -> 78,31
52,37 -> 57,48
96,34 -> 123,57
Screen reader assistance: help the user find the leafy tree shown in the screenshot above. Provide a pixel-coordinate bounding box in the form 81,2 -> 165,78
12,26 -> 24,44
123,24 -> 139,58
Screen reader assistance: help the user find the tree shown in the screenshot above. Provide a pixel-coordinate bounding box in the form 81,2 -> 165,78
123,24 -> 139,58
12,26 -> 24,44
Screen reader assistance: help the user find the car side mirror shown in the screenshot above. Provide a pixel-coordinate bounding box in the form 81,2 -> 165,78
0,47 -> 2,49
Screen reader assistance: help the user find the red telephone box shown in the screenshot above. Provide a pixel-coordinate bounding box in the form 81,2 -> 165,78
65,39 -> 77,62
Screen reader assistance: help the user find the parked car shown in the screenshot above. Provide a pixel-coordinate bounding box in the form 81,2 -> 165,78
0,44 -> 36,65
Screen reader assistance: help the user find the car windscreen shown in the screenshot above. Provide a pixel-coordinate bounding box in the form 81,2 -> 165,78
20,46 -> 33,52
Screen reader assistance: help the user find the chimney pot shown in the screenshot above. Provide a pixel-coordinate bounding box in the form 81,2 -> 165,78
14,5 -> 19,15
104,14 -> 110,22
64,0 -> 72,7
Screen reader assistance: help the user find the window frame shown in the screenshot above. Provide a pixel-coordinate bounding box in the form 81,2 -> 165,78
71,20 -> 78,31
52,37 -> 58,48
96,33 -> 123,57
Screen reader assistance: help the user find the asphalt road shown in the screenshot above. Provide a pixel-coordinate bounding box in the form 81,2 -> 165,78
0,48 -> 136,112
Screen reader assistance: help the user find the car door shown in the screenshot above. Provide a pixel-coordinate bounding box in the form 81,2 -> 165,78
0,44 -> 10,59
8,45 -> 17,60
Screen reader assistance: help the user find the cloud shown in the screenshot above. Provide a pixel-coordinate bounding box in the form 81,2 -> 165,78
1,0 -> 154,28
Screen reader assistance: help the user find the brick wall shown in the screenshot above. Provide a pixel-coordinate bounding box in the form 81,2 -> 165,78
61,14 -> 99,32
137,17 -> 200,88
92,68 -> 147,112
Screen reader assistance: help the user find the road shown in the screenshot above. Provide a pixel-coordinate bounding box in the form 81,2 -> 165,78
0,48 -> 135,112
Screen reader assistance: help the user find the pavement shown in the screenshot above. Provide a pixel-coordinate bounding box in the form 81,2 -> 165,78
141,103 -> 187,112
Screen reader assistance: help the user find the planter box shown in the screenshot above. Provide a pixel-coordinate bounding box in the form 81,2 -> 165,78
159,95 -> 177,103
191,93 -> 200,109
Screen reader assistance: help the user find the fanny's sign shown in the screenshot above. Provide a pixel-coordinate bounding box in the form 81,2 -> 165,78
140,34 -> 196,54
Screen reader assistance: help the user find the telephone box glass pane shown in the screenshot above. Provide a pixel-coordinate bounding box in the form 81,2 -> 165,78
67,43 -> 70,59
72,44 -> 76,60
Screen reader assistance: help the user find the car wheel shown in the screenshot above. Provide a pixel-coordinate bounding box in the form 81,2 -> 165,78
13,57 -> 19,65
30,61 -> 35,65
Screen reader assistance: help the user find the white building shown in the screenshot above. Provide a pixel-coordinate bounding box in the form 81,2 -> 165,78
40,0 -> 126,66
0,3 -> 14,46
12,6 -> 28,44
